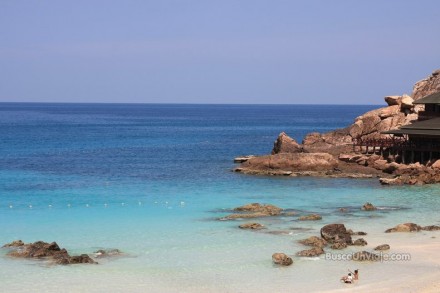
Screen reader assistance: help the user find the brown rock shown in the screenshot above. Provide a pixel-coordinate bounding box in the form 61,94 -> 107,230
233,203 -> 282,215
412,70 -> 440,101
400,95 -> 414,109
239,223 -> 265,230
298,214 -> 322,221
384,96 -> 402,106
272,253 -> 293,266
374,244 -> 390,251
431,160 -> 440,169
221,212 -> 270,220
373,160 -> 388,171
330,242 -> 347,250
298,236 -> 327,248
379,105 -> 401,118
361,202 -> 377,211
94,249 -> 123,258
385,223 -> 422,233
353,238 -> 368,246
272,132 -> 302,154
320,224 -> 352,245
297,247 -> 324,257
422,225 -> 440,231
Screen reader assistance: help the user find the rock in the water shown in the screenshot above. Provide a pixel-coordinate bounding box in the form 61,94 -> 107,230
353,238 -> 368,246
272,253 -> 293,266
272,132 -> 302,154
385,223 -> 422,233
298,236 -> 327,248
297,247 -> 324,257
361,202 -> 377,211
320,224 -> 352,245
422,225 -> 440,231
233,203 -> 282,216
220,212 -> 270,220
298,214 -> 322,221
6,240 -> 97,265
330,242 -> 347,250
2,240 -> 24,248
94,249 -> 122,258
374,244 -> 390,251
239,223 -> 265,230
352,251 -> 380,262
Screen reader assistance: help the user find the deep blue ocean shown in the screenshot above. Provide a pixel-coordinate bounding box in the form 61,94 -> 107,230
1,103 -> 439,293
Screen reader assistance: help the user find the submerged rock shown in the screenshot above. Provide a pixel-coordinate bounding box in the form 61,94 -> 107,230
353,238 -> 368,246
374,244 -> 390,251
298,214 -> 322,221
239,223 -> 265,230
272,253 -> 293,266
297,247 -> 324,257
385,223 -> 422,233
298,236 -> 327,248
330,242 -> 347,250
233,203 -> 282,216
94,249 -> 123,258
361,202 -> 377,211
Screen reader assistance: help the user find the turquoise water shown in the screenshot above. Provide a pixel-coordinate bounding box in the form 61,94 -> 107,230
1,103 -> 439,292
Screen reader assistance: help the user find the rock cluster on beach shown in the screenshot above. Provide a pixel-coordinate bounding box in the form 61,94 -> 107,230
220,202 -> 440,267
233,70 -> 440,185
2,240 -> 124,265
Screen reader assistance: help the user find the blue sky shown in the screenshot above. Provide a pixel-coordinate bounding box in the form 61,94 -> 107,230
0,0 -> 439,104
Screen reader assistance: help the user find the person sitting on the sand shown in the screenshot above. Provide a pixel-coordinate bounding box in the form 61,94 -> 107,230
353,269 -> 359,280
340,273 -> 353,284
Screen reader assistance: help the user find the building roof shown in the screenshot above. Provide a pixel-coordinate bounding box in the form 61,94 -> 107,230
413,91 -> 440,104
382,117 -> 440,136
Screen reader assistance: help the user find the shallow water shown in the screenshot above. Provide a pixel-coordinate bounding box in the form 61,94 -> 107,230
1,103 -> 439,292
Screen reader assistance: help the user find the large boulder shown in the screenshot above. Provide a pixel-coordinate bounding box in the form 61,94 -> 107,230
374,244 -> 390,251
239,153 -> 338,173
385,223 -> 422,233
400,95 -> 414,109
272,132 -> 302,154
272,253 -> 293,266
320,224 -> 352,245
353,238 -> 368,246
384,96 -> 402,106
361,202 -> 377,211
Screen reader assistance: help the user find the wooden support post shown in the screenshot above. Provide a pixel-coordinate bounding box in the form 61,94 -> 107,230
421,152 -> 424,164
402,151 -> 406,164
429,151 -> 433,163
411,151 -> 415,164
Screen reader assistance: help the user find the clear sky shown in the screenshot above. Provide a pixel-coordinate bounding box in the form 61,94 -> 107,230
0,0 -> 439,104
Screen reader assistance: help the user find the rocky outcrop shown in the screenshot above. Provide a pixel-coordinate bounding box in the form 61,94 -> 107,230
2,240 -> 24,247
272,132 -> 302,154
4,240 -> 96,265
298,236 -> 327,248
385,223 -> 422,233
422,225 -> 440,231
320,224 -> 352,245
298,214 -> 322,221
297,247 -> 324,257
239,223 -> 265,230
412,69 -> 440,100
272,253 -> 293,266
234,70 -> 440,185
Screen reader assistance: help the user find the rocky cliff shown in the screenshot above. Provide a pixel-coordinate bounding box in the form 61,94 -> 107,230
234,69 -> 440,185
